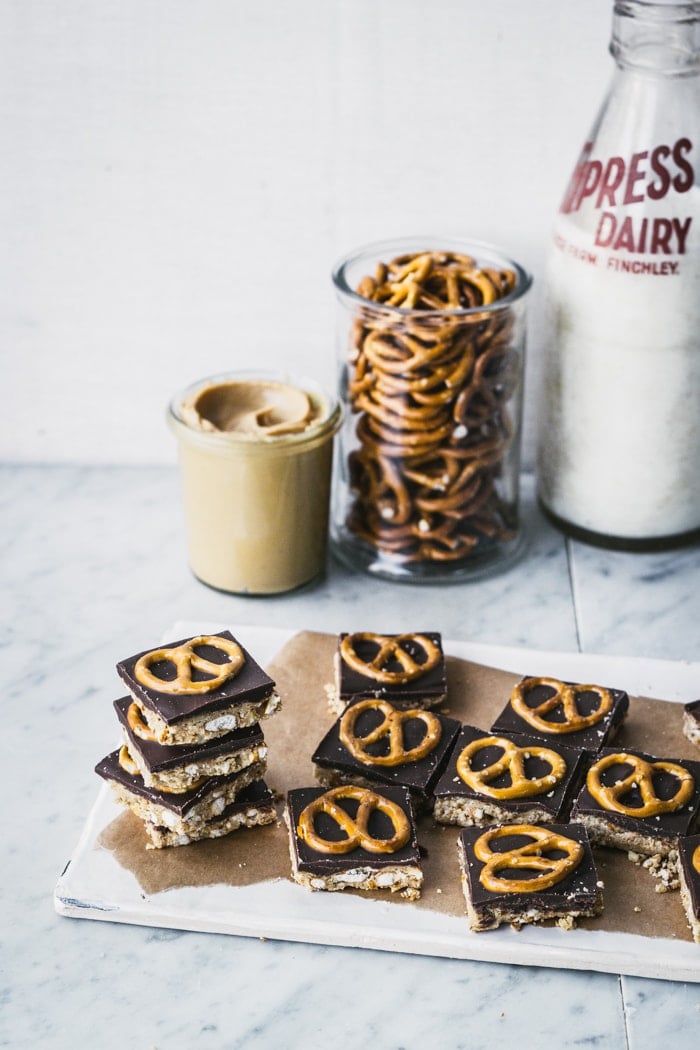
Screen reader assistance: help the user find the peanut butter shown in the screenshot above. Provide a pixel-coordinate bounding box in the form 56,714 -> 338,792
169,373 -> 341,595
180,379 -> 323,438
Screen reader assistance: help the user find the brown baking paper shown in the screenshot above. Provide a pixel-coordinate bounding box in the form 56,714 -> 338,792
99,630 -> 697,942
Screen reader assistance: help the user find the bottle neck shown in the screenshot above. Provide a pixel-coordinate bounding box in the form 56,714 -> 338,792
611,0 -> 700,75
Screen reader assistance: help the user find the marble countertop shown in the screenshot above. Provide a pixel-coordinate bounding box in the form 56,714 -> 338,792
3,464 -> 700,1049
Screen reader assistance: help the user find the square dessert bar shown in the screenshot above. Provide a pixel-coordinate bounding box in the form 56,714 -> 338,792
678,834 -> 700,943
114,696 -> 267,792
571,746 -> 700,857
285,784 -> 423,899
116,630 -> 280,745
683,699 -> 700,749
95,749 -> 275,848
330,631 -> 447,712
490,675 -> 629,755
458,822 -> 603,932
433,725 -> 587,827
311,696 -> 461,809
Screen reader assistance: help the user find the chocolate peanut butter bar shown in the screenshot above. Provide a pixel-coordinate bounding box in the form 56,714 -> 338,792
433,725 -> 587,827
328,631 -> 447,712
116,630 -> 280,744
114,696 -> 268,792
95,748 -> 273,849
457,822 -> 604,932
311,697 -> 460,809
490,676 -> 629,755
683,699 -> 700,749
678,834 -> 700,943
285,784 -> 423,899
571,746 -> 700,858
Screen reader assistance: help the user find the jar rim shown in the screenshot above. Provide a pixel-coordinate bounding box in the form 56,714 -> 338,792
168,369 -> 343,451
331,235 -> 533,317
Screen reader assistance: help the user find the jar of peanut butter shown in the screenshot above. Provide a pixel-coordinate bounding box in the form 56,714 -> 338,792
169,371 -> 342,594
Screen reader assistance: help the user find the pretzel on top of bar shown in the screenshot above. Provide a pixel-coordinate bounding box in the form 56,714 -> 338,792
346,250 -> 519,563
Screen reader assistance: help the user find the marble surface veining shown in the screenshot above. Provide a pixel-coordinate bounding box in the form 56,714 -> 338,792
2,464 -> 700,1049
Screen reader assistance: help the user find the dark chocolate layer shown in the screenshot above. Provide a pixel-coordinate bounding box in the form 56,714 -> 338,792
571,746 -> 700,840
311,699 -> 460,803
678,833 -> 700,922
490,677 -> 629,754
433,725 -> 587,820
116,630 -> 275,724
286,785 -> 420,875
337,632 -> 446,704
95,749 -> 265,815
114,696 -> 265,772
459,822 -> 602,918
685,698 -> 700,725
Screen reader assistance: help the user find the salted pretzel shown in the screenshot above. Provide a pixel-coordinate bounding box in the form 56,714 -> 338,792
345,249 -> 520,564
456,735 -> 567,800
340,632 -> 441,685
586,752 -> 695,818
296,785 -> 411,855
339,699 -> 442,767
474,824 -> 584,894
133,634 -> 245,695
117,743 -> 206,793
126,701 -> 158,742
117,744 -> 141,778
510,677 -> 613,734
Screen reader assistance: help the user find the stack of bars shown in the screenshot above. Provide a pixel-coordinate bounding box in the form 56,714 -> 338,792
95,630 -> 281,848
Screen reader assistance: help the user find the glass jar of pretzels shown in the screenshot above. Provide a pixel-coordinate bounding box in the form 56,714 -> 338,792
331,237 -> 532,582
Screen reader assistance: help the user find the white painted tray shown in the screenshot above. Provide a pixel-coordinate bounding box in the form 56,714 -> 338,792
55,622 -> 700,982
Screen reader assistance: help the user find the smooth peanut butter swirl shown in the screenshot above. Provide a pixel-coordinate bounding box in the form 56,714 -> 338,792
510,677 -> 613,735
181,379 -> 321,438
456,735 -> 567,800
347,249 -> 519,563
474,824 -> 584,895
296,785 -> 411,855
340,632 -> 441,685
693,843 -> 700,876
134,635 -> 245,695
586,752 -> 695,818
339,699 -> 442,767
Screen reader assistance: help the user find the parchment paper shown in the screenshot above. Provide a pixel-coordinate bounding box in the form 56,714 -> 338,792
98,630 -> 697,942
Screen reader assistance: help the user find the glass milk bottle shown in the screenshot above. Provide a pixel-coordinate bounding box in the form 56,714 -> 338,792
538,0 -> 700,548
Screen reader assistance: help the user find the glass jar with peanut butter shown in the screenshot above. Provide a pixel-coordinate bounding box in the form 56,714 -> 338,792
169,371 -> 342,594
331,237 -> 532,583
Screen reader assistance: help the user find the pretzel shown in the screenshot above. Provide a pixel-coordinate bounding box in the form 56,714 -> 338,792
586,752 -> 695,818
116,743 -> 206,793
133,635 -> 245,695
296,785 -> 411,855
344,250 -> 520,563
339,699 -> 442,767
474,824 -> 584,894
456,735 -> 567,800
510,677 -> 613,735
340,632 -> 441,684
126,701 -> 158,742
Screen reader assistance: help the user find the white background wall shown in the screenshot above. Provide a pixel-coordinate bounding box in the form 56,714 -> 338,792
1,0 -> 613,467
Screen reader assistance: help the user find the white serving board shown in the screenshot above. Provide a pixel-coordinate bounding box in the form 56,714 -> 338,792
55,622 -> 700,982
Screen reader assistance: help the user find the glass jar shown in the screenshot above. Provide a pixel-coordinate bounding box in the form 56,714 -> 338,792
538,0 -> 700,549
330,237 -> 532,583
168,371 -> 342,594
